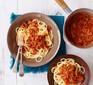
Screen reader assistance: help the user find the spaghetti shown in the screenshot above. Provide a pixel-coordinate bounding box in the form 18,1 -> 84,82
51,58 -> 85,85
16,19 -> 53,62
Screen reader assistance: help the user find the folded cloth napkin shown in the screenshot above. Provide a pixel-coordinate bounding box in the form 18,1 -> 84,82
10,13 -> 66,73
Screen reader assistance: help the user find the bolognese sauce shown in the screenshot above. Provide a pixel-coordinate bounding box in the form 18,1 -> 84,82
21,20 -> 51,54
65,12 -> 93,47
58,63 -> 85,84
16,19 -> 53,61
51,58 -> 85,85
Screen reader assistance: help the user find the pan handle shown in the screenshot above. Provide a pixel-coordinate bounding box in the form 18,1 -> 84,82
55,0 -> 72,14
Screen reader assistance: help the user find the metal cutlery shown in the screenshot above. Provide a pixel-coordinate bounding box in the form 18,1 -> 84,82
12,34 -> 24,77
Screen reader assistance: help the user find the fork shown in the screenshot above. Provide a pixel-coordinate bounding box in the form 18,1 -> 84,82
12,35 -> 24,76
19,46 -> 24,77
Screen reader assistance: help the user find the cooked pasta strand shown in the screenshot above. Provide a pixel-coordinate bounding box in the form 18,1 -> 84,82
16,19 -> 53,62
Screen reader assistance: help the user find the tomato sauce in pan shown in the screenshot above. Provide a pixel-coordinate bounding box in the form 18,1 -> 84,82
65,12 -> 93,47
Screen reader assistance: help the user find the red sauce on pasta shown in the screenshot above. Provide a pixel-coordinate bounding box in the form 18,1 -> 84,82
58,63 -> 85,84
21,20 -> 51,54
65,12 -> 93,47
